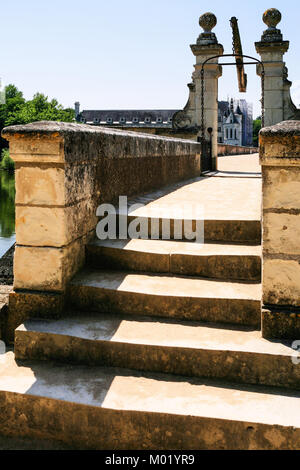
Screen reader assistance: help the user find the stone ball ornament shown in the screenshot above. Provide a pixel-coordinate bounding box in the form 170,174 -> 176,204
263,8 -> 282,29
199,12 -> 217,32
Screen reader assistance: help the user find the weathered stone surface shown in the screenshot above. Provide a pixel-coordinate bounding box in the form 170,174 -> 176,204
2,121 -> 200,162
68,269 -> 261,327
15,163 -> 98,207
263,258 -> 300,306
2,121 -> 201,300
15,199 -> 97,247
13,240 -> 85,292
260,121 -> 300,162
263,212 -> 300,255
0,353 -> 300,450
0,245 -> 14,286
87,239 -> 261,281
4,291 -> 65,344
262,308 -> 300,339
260,120 -> 300,336
15,314 -> 300,389
260,120 -> 300,138
0,286 -> 13,341
262,167 -> 300,210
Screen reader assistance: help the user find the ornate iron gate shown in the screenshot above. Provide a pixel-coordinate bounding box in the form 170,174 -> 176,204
200,53 -> 265,173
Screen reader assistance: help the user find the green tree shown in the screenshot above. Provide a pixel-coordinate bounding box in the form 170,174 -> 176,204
0,149 -> 14,172
0,84 -> 75,150
11,92 -> 74,125
253,117 -> 262,147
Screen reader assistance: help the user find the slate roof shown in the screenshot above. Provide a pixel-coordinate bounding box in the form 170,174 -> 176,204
78,103 -> 236,127
80,109 -> 178,123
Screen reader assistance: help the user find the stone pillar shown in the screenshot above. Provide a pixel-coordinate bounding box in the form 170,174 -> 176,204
191,13 -> 223,170
260,120 -> 300,339
1,122 -> 97,341
255,8 -> 296,127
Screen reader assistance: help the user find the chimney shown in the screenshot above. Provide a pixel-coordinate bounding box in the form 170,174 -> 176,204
74,102 -> 80,120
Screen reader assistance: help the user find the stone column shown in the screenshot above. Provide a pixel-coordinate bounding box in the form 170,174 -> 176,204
1,122 -> 97,341
260,120 -> 300,339
255,8 -> 293,127
191,13 -> 223,170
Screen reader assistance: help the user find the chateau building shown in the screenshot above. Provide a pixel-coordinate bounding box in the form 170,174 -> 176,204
75,98 -> 253,146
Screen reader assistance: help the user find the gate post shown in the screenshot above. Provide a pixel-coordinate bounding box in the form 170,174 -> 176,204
255,8 -> 297,127
260,120 -> 300,339
191,13 -> 223,171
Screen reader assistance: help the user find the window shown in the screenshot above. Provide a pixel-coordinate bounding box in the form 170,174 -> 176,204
94,118 -> 98,123
145,117 -> 151,123
157,117 -> 162,123
133,117 -> 139,123
230,129 -> 233,139
120,117 -> 126,124
107,118 -> 113,124
218,127 -> 221,132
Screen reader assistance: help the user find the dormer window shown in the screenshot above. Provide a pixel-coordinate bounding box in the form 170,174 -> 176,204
107,117 -> 113,124
120,117 -> 126,124
133,117 -> 139,123
94,118 -> 98,123
157,117 -> 162,123
168,117 -> 173,123
145,117 -> 151,123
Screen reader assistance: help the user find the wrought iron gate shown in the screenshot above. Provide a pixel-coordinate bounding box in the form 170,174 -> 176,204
200,53 -> 265,173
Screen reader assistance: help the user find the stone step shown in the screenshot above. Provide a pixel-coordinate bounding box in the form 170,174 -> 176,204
67,269 -> 261,327
1,352 -> 299,450
86,239 -> 261,281
116,212 -> 261,243
15,315 -> 300,390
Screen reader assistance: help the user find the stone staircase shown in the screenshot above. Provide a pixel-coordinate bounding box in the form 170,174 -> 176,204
1,182 -> 300,450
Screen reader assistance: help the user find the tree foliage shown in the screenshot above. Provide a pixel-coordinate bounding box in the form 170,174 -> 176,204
0,149 -> 14,172
0,84 -> 74,150
253,118 -> 262,147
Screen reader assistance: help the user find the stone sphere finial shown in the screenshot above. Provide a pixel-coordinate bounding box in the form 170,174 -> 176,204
263,8 -> 282,29
199,12 -> 217,33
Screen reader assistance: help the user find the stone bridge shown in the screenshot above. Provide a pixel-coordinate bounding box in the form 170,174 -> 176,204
0,8 -> 299,451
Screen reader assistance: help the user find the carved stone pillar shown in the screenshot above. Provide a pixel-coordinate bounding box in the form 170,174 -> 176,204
192,13 -> 223,170
172,12 -> 223,171
255,8 -> 299,127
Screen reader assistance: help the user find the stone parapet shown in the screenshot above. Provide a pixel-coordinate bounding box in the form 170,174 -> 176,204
1,120 -> 200,296
260,120 -> 300,338
217,144 -> 258,156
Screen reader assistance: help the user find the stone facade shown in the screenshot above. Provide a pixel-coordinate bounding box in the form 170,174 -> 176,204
76,101 -> 253,147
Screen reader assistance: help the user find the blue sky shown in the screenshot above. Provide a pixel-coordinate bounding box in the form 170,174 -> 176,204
1,0 -> 300,118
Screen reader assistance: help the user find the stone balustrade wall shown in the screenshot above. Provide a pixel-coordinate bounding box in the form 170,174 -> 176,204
217,144 -> 258,156
2,121 -> 200,295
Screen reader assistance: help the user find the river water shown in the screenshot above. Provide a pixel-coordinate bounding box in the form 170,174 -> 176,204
0,170 -> 15,258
